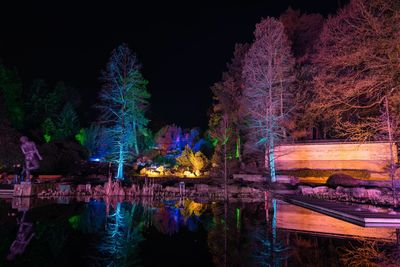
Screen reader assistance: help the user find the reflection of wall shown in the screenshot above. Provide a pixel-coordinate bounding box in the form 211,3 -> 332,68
276,201 -> 396,240
275,142 -> 397,172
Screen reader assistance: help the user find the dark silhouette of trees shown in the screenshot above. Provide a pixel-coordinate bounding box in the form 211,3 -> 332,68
0,64 -> 24,129
209,43 -> 249,168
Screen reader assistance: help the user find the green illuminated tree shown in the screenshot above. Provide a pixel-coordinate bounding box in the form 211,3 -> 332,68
98,43 -> 150,179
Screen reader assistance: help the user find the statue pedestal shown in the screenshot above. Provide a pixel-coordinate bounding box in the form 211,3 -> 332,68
13,183 -> 56,197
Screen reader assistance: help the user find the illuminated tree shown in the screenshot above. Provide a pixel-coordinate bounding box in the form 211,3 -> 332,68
313,0 -> 400,202
209,113 -> 232,196
313,0 -> 400,141
242,17 -> 294,182
280,8 -> 326,140
98,43 -> 150,179
75,125 -> 111,159
280,7 -> 323,62
154,124 -> 182,152
26,80 -> 81,142
210,43 -> 249,163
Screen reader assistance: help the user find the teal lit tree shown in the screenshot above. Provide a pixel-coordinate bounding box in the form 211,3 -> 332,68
242,18 -> 294,182
98,43 -> 150,179
97,201 -> 144,267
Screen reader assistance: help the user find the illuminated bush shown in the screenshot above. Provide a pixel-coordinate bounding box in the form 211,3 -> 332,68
176,146 -> 208,173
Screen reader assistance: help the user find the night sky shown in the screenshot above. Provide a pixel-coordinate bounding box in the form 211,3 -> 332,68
0,1 -> 344,131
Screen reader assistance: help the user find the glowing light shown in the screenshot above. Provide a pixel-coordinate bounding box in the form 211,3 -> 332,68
235,136 -> 240,159
68,215 -> 80,229
44,133 -> 51,143
236,208 -> 241,230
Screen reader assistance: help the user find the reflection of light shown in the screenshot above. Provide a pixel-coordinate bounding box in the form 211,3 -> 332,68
89,157 -> 101,162
236,208 -> 241,230
276,200 -> 397,240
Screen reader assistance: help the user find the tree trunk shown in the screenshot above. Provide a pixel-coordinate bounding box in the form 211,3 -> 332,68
385,96 -> 397,207
132,120 -> 139,155
269,133 -> 276,183
224,141 -> 228,200
116,143 -> 124,179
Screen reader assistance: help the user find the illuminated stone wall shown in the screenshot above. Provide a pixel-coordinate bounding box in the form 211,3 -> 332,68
274,142 -> 397,173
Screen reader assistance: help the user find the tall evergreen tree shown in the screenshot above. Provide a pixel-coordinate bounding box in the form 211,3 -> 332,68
98,43 -> 150,179
209,43 -> 249,169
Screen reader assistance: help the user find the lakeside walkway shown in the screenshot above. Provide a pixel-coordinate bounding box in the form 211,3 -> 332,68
282,195 -> 400,228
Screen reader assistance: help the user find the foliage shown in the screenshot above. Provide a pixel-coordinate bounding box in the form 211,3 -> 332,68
280,8 -> 326,140
176,145 -> 208,172
98,43 -> 150,179
154,124 -> 206,153
339,238 -> 386,267
0,121 -> 23,169
55,102 -> 79,140
209,43 -> 249,165
152,154 -> 176,167
41,117 -> 56,143
0,64 -> 24,129
154,124 -> 182,151
38,140 -> 88,174
313,0 -> 400,141
242,17 -> 295,181
26,80 -> 64,130
75,125 -> 111,159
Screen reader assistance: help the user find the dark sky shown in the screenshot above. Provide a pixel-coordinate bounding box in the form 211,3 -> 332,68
0,0 -> 344,131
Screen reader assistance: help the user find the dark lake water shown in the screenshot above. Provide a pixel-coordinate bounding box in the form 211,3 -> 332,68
1,196 -> 400,267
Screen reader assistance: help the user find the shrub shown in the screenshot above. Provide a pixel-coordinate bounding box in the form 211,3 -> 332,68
176,146 -> 209,172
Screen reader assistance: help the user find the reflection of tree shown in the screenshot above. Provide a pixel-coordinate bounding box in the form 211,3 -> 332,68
253,199 -> 290,267
339,237 -> 400,267
207,202 -> 226,267
97,202 -> 144,267
207,201 -> 255,267
69,200 -> 107,234
152,199 -> 208,235
152,205 -> 181,235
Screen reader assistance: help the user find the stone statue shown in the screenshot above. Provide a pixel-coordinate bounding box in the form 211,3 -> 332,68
20,136 -> 42,183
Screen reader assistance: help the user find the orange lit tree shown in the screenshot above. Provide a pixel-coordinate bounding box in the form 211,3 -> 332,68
314,0 -> 400,203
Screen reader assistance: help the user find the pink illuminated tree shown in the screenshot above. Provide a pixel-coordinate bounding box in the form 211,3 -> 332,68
313,0 -> 400,141
242,17 -> 295,182
314,0 -> 400,203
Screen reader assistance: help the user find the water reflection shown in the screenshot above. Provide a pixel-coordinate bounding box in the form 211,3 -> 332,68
1,196 -> 400,266
7,211 -> 35,261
